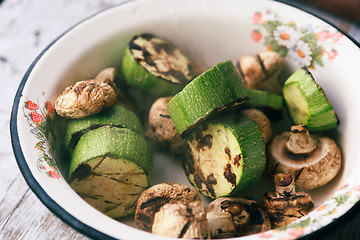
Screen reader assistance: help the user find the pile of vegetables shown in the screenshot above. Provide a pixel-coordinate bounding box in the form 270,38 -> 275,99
54,33 -> 342,239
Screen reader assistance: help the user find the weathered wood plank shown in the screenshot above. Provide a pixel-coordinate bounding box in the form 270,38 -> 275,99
0,184 -> 88,240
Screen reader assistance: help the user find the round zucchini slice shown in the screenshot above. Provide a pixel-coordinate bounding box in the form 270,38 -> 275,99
121,33 -> 194,97
69,126 -> 152,218
167,60 -> 249,137
183,115 -> 266,199
283,68 -> 338,131
64,104 -> 143,153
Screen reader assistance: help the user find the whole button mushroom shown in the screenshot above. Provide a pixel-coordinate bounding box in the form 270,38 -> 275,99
147,96 -> 185,154
134,182 -> 201,232
266,125 -> 341,190
263,173 -> 315,228
236,51 -> 285,94
55,79 -> 116,119
152,200 -> 210,239
207,197 -> 271,238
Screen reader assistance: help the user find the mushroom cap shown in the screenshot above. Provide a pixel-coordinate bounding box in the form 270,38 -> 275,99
237,51 -> 284,94
241,108 -> 272,143
134,182 -> 201,231
148,96 -> 185,154
55,79 -> 116,119
266,131 -> 342,190
152,201 -> 210,239
207,197 -> 270,238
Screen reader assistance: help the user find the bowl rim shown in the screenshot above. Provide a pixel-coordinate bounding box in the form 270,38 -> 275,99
9,0 -> 360,239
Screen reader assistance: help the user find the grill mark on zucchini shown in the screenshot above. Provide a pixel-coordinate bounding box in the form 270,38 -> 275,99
128,33 -> 193,84
224,164 -> 237,185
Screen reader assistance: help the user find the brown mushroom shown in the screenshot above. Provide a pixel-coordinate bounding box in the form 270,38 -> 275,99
263,173 -> 315,228
147,96 -> 185,154
152,200 -> 210,239
207,197 -> 271,238
241,108 -> 272,143
236,51 -> 285,94
94,67 -> 134,111
134,182 -> 201,232
266,125 -> 342,190
55,79 -> 116,119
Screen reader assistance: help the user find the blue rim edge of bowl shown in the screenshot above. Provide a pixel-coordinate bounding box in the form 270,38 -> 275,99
9,0 -> 360,240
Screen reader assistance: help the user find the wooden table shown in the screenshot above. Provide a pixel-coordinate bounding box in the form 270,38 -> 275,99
1,0 -> 359,239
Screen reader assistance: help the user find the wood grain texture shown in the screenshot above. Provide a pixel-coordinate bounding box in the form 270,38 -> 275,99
1,0 -> 359,239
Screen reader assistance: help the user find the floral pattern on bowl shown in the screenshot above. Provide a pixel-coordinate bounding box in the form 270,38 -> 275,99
23,99 -> 61,179
251,8 -> 343,68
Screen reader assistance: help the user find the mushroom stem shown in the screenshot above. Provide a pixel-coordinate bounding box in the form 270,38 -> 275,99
285,125 -> 318,154
274,173 -> 295,197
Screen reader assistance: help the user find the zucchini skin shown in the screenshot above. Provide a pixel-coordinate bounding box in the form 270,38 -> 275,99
167,60 -> 249,137
63,104 -> 144,154
69,126 -> 152,179
283,68 -> 339,131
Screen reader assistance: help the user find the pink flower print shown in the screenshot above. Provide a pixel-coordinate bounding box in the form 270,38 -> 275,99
288,228 -> 304,238
326,49 -> 338,62
338,183 -> 348,191
31,111 -> 44,123
258,231 -> 272,238
253,12 -> 262,23
46,101 -> 54,114
49,170 -> 61,179
251,29 -> 262,42
26,100 -> 39,110
332,32 -> 343,43
316,31 -> 331,43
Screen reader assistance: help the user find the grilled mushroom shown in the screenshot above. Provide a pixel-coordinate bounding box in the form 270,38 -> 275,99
55,79 -> 116,119
147,96 -> 185,154
207,197 -> 271,238
152,200 -> 210,239
263,173 -> 315,228
236,51 -> 285,94
266,125 -> 342,190
134,182 -> 201,232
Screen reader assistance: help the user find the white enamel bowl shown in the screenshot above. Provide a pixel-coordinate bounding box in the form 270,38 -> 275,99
10,0 -> 360,239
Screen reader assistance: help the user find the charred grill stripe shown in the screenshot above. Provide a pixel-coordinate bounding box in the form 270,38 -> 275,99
92,155 -> 107,171
225,147 -> 231,160
101,171 -> 144,176
294,168 -> 304,182
77,193 -> 102,199
236,61 -> 246,83
272,162 -> 280,175
180,97 -> 249,138
178,220 -> 192,238
196,134 -> 213,151
256,54 -> 269,77
140,33 -> 156,40
140,196 -> 169,209
224,164 -> 237,185
103,202 -> 125,213
159,114 -> 171,119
